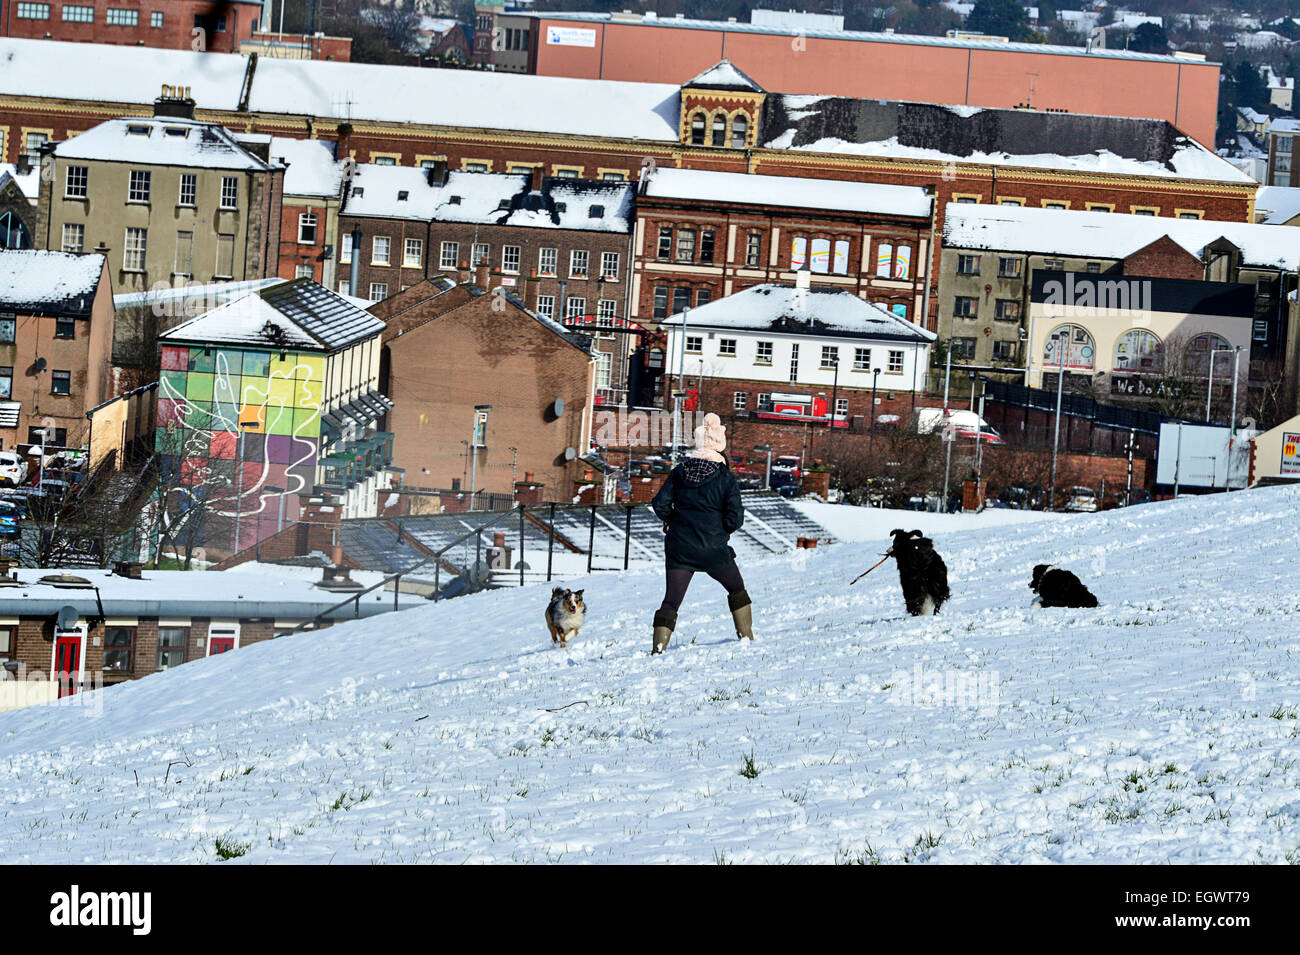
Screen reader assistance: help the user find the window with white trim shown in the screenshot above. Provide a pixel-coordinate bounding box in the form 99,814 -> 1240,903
106,8 -> 139,25
128,169 -> 151,203
297,212 -> 318,244
718,338 -> 737,356
64,165 -> 88,198
538,247 -> 557,276
888,350 -> 904,374
820,345 -> 838,369
471,242 -> 489,268
536,295 -> 555,319
501,245 -> 520,273
60,223 -> 84,254
372,236 -> 391,266
369,283 -> 388,301
600,251 -> 620,280
565,297 -> 586,319
733,391 -> 748,411
295,264 -> 313,279
219,176 -> 238,209
597,299 -> 617,320
123,227 -> 147,272
569,249 -> 589,278
404,238 -> 423,268
685,335 -> 702,354
178,174 -> 196,207
439,241 -> 458,270
853,347 -> 872,371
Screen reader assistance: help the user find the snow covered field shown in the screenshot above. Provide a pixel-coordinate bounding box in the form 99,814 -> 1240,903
0,487 -> 1297,864
796,500 -> 1063,543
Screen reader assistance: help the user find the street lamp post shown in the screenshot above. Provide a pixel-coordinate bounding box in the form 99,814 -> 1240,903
1048,329 -> 1068,511
469,404 -> 491,510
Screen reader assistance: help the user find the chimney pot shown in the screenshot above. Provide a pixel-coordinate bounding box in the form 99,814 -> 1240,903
332,545 -> 343,567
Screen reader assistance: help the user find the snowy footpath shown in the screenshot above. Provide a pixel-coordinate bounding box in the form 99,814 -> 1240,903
0,487 -> 1297,863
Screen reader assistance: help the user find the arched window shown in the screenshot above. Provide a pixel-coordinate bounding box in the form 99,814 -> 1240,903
1187,333 -> 1231,375
689,111 -> 706,146
730,114 -> 748,148
1044,324 -> 1095,371
711,113 -> 727,147
1113,329 -> 1161,374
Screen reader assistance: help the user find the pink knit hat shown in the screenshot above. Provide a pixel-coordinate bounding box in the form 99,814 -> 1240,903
690,412 -> 727,463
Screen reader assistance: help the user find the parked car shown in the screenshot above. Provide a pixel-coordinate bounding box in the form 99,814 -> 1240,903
0,451 -> 28,487
1063,486 -> 1099,512
0,499 -> 22,536
996,484 -> 1045,510
915,408 -> 1005,445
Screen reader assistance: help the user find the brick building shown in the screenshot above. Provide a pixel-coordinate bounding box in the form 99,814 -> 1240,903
0,561 -> 417,708
270,137 -> 345,286
368,278 -> 598,503
660,281 -> 935,459
0,39 -> 1255,327
496,10 -> 1219,147
0,0 -> 261,53
35,104 -> 284,295
240,30 -> 352,61
940,203 -> 1300,387
634,164 -> 935,328
0,249 -> 114,452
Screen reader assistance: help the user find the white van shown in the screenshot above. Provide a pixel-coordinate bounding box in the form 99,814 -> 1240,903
915,408 -> 1005,445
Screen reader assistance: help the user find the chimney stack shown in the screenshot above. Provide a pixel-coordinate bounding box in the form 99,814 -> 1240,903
524,268 -> 540,311
475,258 -> 490,288
332,544 -> 344,568
458,259 -> 471,284
425,157 -> 449,188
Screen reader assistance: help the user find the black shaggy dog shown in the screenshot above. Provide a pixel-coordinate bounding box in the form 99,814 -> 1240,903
888,529 -> 950,616
1030,564 -> 1099,608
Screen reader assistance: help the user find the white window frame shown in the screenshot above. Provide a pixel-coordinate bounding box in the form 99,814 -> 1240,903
123,227 -> 147,272
538,247 -> 557,277
297,212 -> 318,244
219,176 -> 239,210
372,236 -> 391,266
569,249 -> 589,279
178,174 -> 196,207
502,245 -> 521,274
600,251 -> 620,281
368,282 -> 388,302
64,165 -> 88,199
127,169 -> 151,204
60,223 -> 84,254
439,241 -> 458,270
404,238 -> 423,268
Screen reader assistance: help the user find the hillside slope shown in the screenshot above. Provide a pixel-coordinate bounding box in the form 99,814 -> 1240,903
1,487 -> 1298,864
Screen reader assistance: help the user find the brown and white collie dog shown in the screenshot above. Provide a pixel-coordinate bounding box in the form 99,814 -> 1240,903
545,587 -> 586,648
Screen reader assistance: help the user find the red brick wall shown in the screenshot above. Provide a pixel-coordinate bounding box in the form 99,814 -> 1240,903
1122,236 -> 1204,280
0,0 -> 258,53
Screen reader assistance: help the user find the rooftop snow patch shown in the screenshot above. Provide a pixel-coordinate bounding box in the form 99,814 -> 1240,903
944,202 -> 1300,270
53,117 -> 277,171
761,97 -> 1250,183
1255,185 -> 1300,225
161,280 -> 385,352
684,59 -> 764,92
661,284 -> 936,342
0,250 -> 104,315
643,167 -> 932,218
271,137 -> 344,197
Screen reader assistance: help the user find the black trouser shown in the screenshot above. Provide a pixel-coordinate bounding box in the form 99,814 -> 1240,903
658,562 -> 747,614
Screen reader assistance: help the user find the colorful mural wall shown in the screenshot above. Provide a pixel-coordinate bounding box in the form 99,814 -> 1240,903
156,344 -> 325,551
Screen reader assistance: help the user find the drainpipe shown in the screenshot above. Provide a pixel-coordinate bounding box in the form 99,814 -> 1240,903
349,226 -> 361,296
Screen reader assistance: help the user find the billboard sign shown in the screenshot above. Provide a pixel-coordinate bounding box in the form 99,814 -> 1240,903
1282,432 -> 1300,474
546,26 -> 597,47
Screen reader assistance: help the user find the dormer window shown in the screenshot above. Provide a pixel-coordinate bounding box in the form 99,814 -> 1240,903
588,204 -> 604,219
555,202 -> 567,213
397,190 -> 409,201
126,124 -> 151,136
497,198 -> 510,210
163,127 -> 189,138
351,187 -> 364,197
448,195 -> 461,204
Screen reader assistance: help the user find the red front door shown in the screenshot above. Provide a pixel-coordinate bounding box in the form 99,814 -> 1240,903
54,634 -> 81,697
209,637 -> 235,655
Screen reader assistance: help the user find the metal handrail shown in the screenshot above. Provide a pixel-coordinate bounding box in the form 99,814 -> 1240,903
279,504 -> 525,635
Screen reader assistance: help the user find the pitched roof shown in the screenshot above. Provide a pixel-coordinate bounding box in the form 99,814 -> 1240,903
160,279 -> 385,352
642,167 -> 931,218
943,202 -> 1300,270
270,137 -> 344,197
53,117 -> 276,171
762,97 -> 1250,183
343,166 -> 635,232
684,59 -> 764,92
1256,186 -> 1300,224
0,250 -> 105,316
662,284 -> 936,343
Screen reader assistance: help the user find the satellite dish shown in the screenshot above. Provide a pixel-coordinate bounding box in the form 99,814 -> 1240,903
34,357 -> 47,373
564,447 -> 577,461
56,605 -> 79,630
545,397 -> 565,422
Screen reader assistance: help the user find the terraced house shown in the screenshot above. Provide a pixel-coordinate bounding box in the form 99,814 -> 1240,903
35,98 -> 283,294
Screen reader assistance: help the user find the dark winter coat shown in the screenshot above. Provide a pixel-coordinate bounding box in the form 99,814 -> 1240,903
651,458 -> 745,572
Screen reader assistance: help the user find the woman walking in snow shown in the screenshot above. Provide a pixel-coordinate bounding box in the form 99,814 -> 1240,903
649,412 -> 753,655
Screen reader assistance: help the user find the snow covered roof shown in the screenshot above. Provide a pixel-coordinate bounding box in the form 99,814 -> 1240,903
1255,186 -> 1300,224
343,166 -> 635,232
161,279 -> 385,352
1270,118 -> 1300,134
53,117 -> 276,171
270,137 -> 343,197
114,278 -> 283,310
762,97 -> 1250,184
0,163 -> 39,201
684,60 -> 764,92
661,284 -> 936,343
0,566 -> 419,619
643,167 -> 931,218
943,202 -> 1300,271
0,250 -> 105,316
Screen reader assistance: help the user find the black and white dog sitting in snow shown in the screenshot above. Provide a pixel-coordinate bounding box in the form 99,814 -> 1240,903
1030,564 -> 1099,608
888,529 -> 950,616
